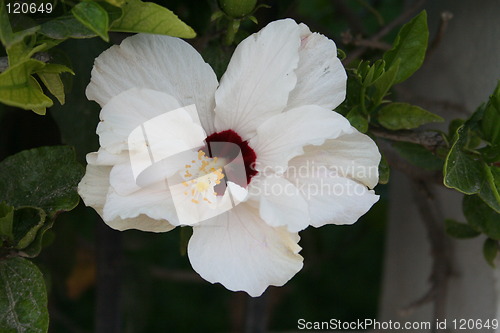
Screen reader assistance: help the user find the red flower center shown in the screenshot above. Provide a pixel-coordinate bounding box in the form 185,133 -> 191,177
205,130 -> 258,188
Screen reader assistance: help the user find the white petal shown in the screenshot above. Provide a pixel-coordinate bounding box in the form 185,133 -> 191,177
285,24 -> 347,111
188,203 -> 303,297
78,164 -> 112,209
78,163 -> 174,232
106,214 -> 175,233
97,88 -> 206,160
103,185 -> 180,226
86,148 -> 128,166
249,105 -> 352,173
96,88 -> 183,154
289,130 -> 381,189
286,169 -> 379,228
87,34 -> 218,134
214,19 -> 301,140
109,162 -> 141,196
248,175 -> 310,232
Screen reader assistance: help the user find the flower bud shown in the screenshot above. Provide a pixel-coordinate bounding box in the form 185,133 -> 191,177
218,0 -> 257,18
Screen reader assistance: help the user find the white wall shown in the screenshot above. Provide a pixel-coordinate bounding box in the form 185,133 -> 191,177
378,1 -> 500,332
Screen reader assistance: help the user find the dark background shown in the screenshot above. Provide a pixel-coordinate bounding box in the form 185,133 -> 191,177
0,0 -> 408,331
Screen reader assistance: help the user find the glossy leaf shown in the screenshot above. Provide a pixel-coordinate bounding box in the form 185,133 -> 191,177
383,10 -> 428,84
110,0 -> 196,38
0,257 -> 49,333
378,102 -> 443,130
463,195 -> 500,240
479,165 -> 500,213
0,146 -> 84,216
71,1 -> 110,42
444,126 -> 484,194
445,218 -> 480,239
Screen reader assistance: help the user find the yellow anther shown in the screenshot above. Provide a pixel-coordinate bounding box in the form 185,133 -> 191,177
196,181 -> 210,192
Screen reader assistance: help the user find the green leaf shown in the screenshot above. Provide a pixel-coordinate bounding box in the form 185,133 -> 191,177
6,41 -> 47,68
346,106 -> 368,133
383,10 -> 428,84
38,72 -> 66,105
35,63 -> 75,75
0,257 -> 48,332
19,217 -> 54,258
444,126 -> 485,194
0,1 -> 39,48
99,1 -> 124,25
479,145 -> 500,164
481,81 -> 500,145
448,119 -> 465,141
445,218 -> 480,239
479,165 -> 500,213
362,59 -> 385,88
378,153 -> 390,184
392,142 -> 443,171
219,0 -> 257,18
463,195 -> 500,240
371,58 -> 400,106
40,15 -> 98,40
378,102 -> 443,130
110,0 -> 196,38
0,60 -> 53,113
72,1 -> 110,42
0,202 -> 14,243
483,238 -> 498,267
105,0 -> 126,7
0,146 -> 84,216
12,207 -> 46,250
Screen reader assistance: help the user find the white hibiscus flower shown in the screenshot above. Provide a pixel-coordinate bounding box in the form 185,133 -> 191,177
78,19 -> 381,297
